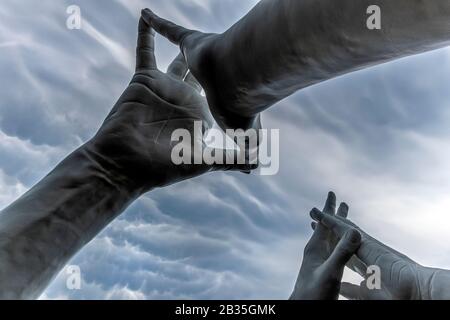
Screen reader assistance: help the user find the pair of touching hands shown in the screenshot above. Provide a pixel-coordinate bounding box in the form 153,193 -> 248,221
293,192 -> 443,300
89,17 -> 255,194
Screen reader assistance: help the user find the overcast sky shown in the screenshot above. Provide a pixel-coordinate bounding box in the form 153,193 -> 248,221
1,0 -> 450,299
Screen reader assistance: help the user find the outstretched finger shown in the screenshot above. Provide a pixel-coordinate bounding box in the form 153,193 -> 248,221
337,202 -> 349,218
142,8 -> 195,47
309,209 -> 334,243
167,53 -> 188,79
136,17 -> 157,71
322,192 -> 336,215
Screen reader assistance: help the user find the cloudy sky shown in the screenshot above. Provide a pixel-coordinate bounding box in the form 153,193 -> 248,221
1,0 -> 450,299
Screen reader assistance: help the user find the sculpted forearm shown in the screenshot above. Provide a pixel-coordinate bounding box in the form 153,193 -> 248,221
0,145 -> 140,299
147,1 -> 450,130
216,0 -> 450,115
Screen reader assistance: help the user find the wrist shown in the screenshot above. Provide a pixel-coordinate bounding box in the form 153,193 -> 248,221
81,139 -> 148,197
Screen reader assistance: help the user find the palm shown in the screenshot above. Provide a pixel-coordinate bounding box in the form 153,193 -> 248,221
128,68 -> 210,163
96,67 -> 211,188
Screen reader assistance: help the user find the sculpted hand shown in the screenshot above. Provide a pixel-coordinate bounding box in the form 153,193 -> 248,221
141,8 -> 261,132
310,195 -> 445,300
290,193 -> 361,300
0,18 -> 256,299
141,2 -> 450,135
87,18 -> 254,194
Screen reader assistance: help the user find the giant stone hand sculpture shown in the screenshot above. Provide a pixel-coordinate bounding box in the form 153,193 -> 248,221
0,18 -> 253,300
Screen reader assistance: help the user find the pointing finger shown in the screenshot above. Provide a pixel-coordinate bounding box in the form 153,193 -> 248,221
337,202 -> 349,218
322,191 -> 336,215
136,17 -> 157,71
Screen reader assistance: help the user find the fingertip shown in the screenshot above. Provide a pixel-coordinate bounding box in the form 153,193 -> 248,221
337,202 -> 349,218
136,16 -> 157,71
142,8 -> 153,16
141,9 -> 151,23
323,191 -> 337,214
309,208 -> 323,221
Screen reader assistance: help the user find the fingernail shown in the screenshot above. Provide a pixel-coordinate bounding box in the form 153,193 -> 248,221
141,9 -> 153,19
310,208 -> 323,221
141,12 -> 151,24
345,230 -> 361,244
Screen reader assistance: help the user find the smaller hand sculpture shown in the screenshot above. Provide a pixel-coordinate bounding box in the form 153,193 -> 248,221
88,18 -> 255,194
291,192 -> 361,300
310,194 -> 450,300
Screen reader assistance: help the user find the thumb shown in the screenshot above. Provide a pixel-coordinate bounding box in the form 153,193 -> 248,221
325,229 -> 361,273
